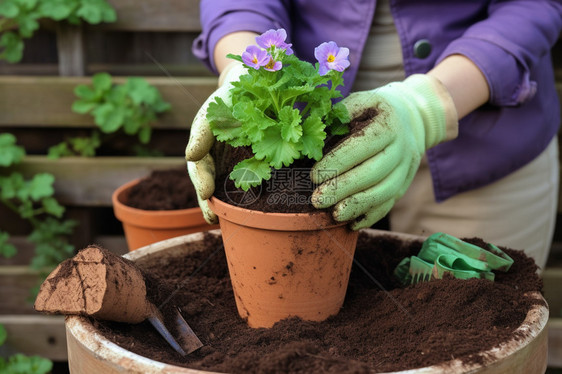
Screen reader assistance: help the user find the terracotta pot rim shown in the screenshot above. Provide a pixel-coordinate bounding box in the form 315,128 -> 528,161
65,229 -> 550,374
112,178 -> 206,229
208,196 -> 345,231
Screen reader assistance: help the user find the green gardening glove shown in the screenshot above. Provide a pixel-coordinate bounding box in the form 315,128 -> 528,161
311,74 -> 458,230
185,62 -> 247,224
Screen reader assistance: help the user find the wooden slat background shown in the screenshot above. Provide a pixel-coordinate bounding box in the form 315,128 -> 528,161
0,76 -> 216,128
98,0 -> 201,32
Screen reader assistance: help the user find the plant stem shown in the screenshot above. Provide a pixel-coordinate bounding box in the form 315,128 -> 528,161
1,198 -> 40,227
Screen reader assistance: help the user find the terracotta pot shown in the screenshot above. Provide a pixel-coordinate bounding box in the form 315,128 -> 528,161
206,197 -> 360,328
112,179 -> 218,251
65,230 -> 549,374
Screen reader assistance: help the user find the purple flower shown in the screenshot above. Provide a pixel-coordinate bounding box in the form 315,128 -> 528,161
264,57 -> 282,72
256,29 -> 293,55
314,41 -> 350,76
242,45 -> 270,69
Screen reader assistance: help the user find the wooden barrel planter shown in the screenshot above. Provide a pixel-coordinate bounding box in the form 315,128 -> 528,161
65,230 -> 549,374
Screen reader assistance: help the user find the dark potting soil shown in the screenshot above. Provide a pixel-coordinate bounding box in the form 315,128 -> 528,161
126,168 -> 198,210
93,233 -> 544,373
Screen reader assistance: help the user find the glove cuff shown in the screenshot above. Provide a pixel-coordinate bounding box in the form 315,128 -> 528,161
403,74 -> 458,149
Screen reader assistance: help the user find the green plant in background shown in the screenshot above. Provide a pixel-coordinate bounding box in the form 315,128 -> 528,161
0,0 -> 116,63
48,72 -> 172,158
0,324 -> 52,374
0,133 -> 76,277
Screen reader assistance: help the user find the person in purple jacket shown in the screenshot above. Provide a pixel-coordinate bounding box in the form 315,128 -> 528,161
186,0 -> 562,269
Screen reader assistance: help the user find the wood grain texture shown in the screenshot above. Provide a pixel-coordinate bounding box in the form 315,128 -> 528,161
548,318 -> 562,368
94,0 -> 201,32
3,156 -> 186,206
0,315 -> 67,361
0,76 -> 217,128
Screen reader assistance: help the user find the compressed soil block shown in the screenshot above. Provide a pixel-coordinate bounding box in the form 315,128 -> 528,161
88,231 -> 545,374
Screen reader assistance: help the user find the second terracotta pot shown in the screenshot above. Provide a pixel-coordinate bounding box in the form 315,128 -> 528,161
207,197 -> 360,328
112,179 -> 219,251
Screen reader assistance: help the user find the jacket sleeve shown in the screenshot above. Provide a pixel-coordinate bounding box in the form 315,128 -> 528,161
192,1 -> 292,74
436,0 -> 562,106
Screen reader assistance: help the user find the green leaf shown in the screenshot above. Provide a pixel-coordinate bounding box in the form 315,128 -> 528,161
0,232 -> 17,258
15,0 -> 38,9
38,0 -> 75,20
6,354 -> 53,374
0,133 -> 25,166
0,323 -> 6,346
229,157 -> 271,191
231,72 -> 270,105
100,4 -> 117,23
42,197 -> 65,218
92,103 -> 124,132
74,84 -> 97,101
71,99 -> 97,114
0,32 -> 24,63
329,122 -> 349,136
332,101 -> 349,122
91,72 -> 112,94
279,107 -> 302,143
16,13 -> 40,38
137,126 -> 151,144
28,173 -> 55,201
0,2 -> 19,18
0,173 -> 24,200
208,98 -> 247,145
232,100 -> 275,143
126,78 -> 157,105
253,126 -> 301,169
47,142 -> 72,159
152,99 -> 171,113
76,1 -> 102,23
69,133 -> 100,156
77,0 -> 116,24
300,116 -> 326,161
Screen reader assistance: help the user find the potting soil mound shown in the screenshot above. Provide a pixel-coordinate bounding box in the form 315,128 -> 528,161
93,233 -> 544,373
127,168 -> 198,210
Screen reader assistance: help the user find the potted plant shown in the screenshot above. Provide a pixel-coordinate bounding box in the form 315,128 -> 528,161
202,29 -> 359,328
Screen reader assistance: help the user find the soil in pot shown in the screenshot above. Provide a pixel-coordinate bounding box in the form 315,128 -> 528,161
126,168 -> 198,210
92,232 -> 544,373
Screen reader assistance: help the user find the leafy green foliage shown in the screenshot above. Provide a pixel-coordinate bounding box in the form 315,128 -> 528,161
0,133 -> 25,167
0,133 -> 76,288
0,0 -> 116,63
48,73 -> 171,157
0,324 -> 53,374
47,131 -> 101,158
207,53 -> 349,190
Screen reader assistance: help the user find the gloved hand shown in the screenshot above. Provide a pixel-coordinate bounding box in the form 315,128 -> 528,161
185,62 -> 247,224
311,74 -> 459,230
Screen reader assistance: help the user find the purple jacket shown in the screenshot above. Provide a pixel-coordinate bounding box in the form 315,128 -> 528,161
192,0 -> 562,202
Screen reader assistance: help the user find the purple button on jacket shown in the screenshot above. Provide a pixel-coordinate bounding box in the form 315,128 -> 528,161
192,0 -> 562,202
